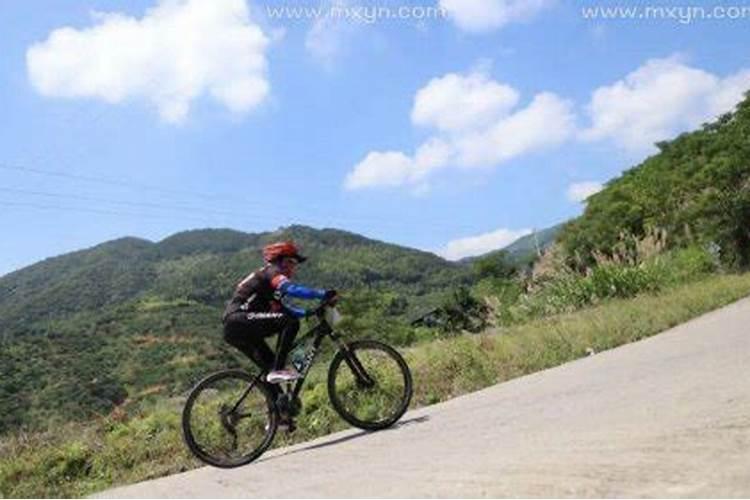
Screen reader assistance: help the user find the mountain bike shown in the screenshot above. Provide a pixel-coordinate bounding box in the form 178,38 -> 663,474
181,302 -> 413,468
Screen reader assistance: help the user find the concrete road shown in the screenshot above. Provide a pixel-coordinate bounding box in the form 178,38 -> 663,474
97,298 -> 750,498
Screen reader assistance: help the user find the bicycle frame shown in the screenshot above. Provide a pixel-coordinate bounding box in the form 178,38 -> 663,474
284,316 -> 337,400
258,312 -> 374,403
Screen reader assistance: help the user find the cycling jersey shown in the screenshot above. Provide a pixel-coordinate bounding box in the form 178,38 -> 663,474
225,264 -> 326,319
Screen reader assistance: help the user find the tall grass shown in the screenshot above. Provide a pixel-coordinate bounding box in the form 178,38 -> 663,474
411,273 -> 750,405
488,245 -> 720,325
3,272 -> 750,498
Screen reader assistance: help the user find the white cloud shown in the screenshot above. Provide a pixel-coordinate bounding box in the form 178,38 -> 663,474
440,0 -> 555,33
345,151 -> 418,190
26,0 -> 271,123
345,70 -> 574,190
344,138 -> 454,191
439,227 -> 532,261
581,56 -> 750,152
411,71 -> 519,132
707,68 -> 750,116
305,0 -> 356,67
455,92 -> 575,167
567,181 -> 603,203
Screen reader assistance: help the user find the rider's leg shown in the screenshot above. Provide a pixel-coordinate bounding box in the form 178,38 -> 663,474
223,314 -> 299,431
223,312 -> 302,398
224,311 -> 299,371
273,316 -> 300,371
223,319 -> 275,370
223,315 -> 284,402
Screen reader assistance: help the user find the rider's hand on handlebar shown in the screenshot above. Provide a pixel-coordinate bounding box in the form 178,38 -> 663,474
323,289 -> 339,305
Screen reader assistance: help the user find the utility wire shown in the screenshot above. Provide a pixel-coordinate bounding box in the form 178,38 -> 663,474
0,162 -> 344,216
0,195 -> 464,237
0,187 -> 239,216
0,163 -> 464,230
0,163 -> 225,201
0,200 -> 223,224
0,162 -> 343,201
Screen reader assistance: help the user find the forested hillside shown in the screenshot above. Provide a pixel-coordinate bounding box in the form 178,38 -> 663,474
4,91 -> 750,454
560,94 -> 750,268
0,225 -> 469,340
0,225 -> 472,433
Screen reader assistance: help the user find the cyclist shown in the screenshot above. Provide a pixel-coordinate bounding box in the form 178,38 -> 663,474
222,241 -> 336,426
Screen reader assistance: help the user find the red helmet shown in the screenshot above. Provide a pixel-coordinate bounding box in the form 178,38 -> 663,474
262,241 -> 307,263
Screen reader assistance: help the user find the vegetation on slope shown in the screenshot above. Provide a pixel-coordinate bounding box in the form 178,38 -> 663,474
3,271 -> 750,498
0,225 -> 471,435
4,91 -> 750,499
560,94 -> 750,268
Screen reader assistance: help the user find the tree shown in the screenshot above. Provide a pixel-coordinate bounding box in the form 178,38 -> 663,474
473,251 -> 516,280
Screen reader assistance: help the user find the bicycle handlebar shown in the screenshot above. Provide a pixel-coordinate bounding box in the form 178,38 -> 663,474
309,297 -> 336,318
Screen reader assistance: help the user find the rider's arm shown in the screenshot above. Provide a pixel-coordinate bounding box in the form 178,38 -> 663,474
271,275 -> 326,300
283,303 -> 308,318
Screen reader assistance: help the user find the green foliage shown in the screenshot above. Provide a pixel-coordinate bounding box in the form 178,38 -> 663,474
0,225 -> 471,435
658,245 -> 719,284
437,287 -> 490,334
336,288 -> 439,347
472,250 -> 517,280
5,272 -> 750,498
411,272 -> 750,407
560,94 -> 750,268
0,225 -> 471,341
486,245 -> 719,325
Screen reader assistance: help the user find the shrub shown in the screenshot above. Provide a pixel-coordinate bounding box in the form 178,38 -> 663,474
660,245 -> 718,284
438,287 -> 490,334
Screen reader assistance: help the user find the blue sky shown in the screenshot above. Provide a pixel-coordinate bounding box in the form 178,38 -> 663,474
2,0 -> 750,275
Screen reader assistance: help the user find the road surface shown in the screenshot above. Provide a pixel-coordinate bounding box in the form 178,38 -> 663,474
97,298 -> 750,497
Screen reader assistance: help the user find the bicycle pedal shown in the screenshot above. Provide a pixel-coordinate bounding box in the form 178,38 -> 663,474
276,422 -> 296,433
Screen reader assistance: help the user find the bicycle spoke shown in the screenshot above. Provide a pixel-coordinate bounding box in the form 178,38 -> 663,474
329,341 -> 412,430
229,378 -> 257,414
183,371 -> 275,467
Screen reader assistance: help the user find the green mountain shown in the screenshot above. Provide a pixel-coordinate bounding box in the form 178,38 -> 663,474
560,93 -> 750,268
461,223 -> 565,267
0,225 -> 468,340
0,225 -> 471,434
501,224 -> 565,263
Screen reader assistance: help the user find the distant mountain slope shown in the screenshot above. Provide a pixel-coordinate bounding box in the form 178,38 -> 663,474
0,237 -> 158,340
502,224 -> 565,263
461,223 -> 565,267
0,225 -> 473,433
0,225 -> 469,341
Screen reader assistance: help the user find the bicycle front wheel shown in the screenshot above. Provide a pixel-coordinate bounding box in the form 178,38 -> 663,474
182,369 -> 277,468
328,340 -> 413,431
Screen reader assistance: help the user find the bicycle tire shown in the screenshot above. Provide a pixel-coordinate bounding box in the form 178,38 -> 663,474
327,340 -> 413,431
182,369 -> 277,468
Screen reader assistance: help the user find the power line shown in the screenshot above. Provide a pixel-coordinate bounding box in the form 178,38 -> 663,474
0,200 -> 223,223
0,162 -> 472,233
0,196 -> 467,237
0,162 -> 338,214
0,161 -> 343,201
0,163 -> 224,200
0,164 -> 458,228
0,162 -> 340,221
0,187 -> 238,217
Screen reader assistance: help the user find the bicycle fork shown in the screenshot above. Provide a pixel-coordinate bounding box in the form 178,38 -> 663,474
332,334 -> 375,388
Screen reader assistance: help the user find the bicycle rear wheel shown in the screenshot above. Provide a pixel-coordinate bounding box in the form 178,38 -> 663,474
328,340 -> 412,431
182,369 -> 277,468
